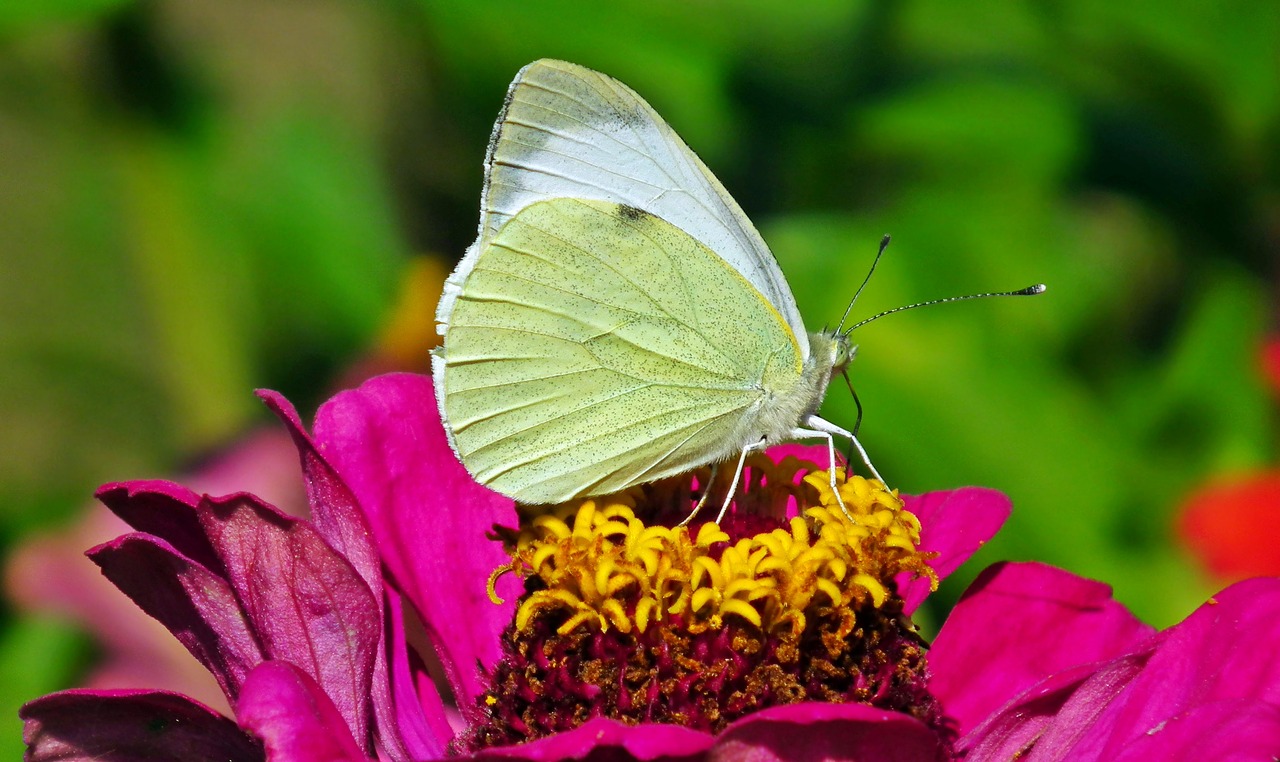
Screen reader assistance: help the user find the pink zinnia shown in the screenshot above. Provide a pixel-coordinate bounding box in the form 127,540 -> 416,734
21,374 -> 1280,760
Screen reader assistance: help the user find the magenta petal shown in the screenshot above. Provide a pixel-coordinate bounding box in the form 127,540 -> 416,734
257,390 -> 415,762
88,533 -> 264,703
1020,649 -> 1161,760
199,493 -> 380,751
21,688 -> 261,762
96,481 -> 223,574
1112,699 -> 1280,761
897,487 -> 1011,614
929,562 -> 1154,737
710,703 -> 950,762
963,653 -> 1152,761
236,661 -> 369,762
385,587 -> 451,758
313,373 -> 517,713
959,663 -> 1100,761
257,390 -> 383,601
1082,576 -> 1280,758
466,717 -> 712,761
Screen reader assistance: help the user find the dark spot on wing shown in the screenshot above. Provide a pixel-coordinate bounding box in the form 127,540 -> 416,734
617,203 -> 647,222
607,101 -> 646,130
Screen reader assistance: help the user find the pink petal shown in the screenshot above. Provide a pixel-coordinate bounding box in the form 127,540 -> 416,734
898,488 -> 1011,614
1112,699 -> 1280,761
313,373 -> 517,716
959,662 -> 1102,760
258,390 -> 416,762
386,586 -> 451,758
709,703 -> 950,762
257,390 -> 383,603
199,493 -> 380,751
88,533 -> 264,703
21,688 -> 261,762
236,661 -> 369,762
960,577 -> 1280,760
929,562 -> 1154,736
1083,576 -> 1280,758
465,717 -> 712,761
963,653 -> 1152,761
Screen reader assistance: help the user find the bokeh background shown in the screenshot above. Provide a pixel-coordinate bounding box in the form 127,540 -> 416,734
2,0 -> 1278,755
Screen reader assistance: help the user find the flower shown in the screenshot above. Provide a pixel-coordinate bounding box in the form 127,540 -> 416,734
23,373 -> 1280,760
309,373 -> 1015,759
932,562 -> 1280,760
20,389 -> 433,761
5,427 -> 307,712
20,374 -> 1007,760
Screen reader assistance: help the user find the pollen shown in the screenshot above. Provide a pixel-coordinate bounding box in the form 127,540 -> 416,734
460,454 -> 951,751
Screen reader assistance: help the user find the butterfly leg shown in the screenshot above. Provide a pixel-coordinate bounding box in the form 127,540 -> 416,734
801,415 -> 887,486
677,461 -> 720,527
787,426 -> 854,520
714,440 -> 765,525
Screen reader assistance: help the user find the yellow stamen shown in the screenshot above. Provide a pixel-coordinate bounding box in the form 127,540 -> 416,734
494,461 -> 939,636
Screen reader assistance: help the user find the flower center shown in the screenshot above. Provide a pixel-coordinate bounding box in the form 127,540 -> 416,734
459,454 -> 950,751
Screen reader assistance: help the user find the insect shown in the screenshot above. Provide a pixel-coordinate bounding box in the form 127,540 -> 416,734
432,59 -> 1042,517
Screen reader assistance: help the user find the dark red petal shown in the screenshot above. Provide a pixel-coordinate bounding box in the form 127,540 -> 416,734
930,562 -> 1154,736
96,481 -> 223,574
257,390 -> 384,602
1260,338 -> 1280,396
898,487 -> 1011,614
257,389 -> 418,762
20,688 -> 261,762
88,533 -> 264,703
199,493 -> 380,751
313,373 -> 517,716
236,661 -> 369,762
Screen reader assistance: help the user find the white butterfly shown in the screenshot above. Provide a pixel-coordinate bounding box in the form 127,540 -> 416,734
432,59 -> 1025,516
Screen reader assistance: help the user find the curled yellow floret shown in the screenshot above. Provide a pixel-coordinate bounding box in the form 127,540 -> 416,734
495,465 -> 938,636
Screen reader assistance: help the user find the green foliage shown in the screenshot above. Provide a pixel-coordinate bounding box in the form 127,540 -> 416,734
0,0 -> 131,39
0,616 -> 93,759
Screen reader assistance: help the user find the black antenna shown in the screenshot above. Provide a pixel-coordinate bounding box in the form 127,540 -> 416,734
843,284 -> 1046,334
836,235 -> 892,333
840,370 -> 863,475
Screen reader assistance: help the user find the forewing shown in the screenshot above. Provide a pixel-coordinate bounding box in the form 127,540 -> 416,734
437,198 -> 803,504
437,58 -> 809,358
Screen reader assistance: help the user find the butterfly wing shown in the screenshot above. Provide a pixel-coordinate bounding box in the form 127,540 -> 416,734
434,198 -> 804,504
437,58 -> 809,359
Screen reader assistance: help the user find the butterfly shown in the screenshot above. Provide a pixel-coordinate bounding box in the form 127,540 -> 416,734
432,59 -> 1039,513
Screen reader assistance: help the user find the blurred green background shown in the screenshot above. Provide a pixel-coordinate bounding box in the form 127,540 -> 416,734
2,0 -> 1277,755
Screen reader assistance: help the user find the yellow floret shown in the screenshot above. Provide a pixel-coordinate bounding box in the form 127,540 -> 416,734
496,460 -> 939,636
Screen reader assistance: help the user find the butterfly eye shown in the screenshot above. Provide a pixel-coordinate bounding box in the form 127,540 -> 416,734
832,334 -> 856,371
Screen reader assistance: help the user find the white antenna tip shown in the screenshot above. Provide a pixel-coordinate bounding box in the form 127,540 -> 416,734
1029,283 -> 1047,294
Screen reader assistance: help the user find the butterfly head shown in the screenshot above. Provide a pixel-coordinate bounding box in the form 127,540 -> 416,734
811,329 -> 856,378
831,330 -> 856,374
